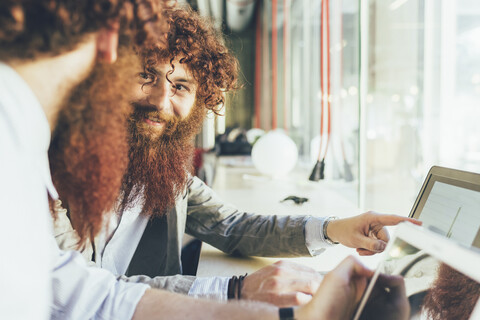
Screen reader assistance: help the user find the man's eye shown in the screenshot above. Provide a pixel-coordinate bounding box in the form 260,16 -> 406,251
173,84 -> 190,92
139,72 -> 154,81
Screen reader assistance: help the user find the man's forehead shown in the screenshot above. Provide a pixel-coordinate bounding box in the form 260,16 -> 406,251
150,59 -> 195,80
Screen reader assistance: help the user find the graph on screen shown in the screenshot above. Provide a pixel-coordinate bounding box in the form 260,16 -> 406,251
420,181 -> 480,245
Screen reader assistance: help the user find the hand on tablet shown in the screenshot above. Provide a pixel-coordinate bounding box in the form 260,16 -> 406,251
296,256 -> 373,320
359,273 -> 410,320
326,211 -> 422,256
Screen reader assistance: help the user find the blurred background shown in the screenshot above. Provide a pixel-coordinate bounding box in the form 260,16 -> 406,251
181,0 -> 480,215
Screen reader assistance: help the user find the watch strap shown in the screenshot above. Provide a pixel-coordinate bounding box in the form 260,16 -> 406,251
279,307 -> 295,320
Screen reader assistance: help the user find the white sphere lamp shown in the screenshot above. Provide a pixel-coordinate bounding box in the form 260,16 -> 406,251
251,130 -> 298,177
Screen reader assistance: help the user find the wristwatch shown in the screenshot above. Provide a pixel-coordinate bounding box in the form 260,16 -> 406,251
323,216 -> 339,245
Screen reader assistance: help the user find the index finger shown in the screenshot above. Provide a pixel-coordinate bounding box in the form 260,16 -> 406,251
372,214 -> 422,227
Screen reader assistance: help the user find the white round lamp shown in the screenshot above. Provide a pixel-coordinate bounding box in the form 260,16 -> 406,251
251,130 -> 298,177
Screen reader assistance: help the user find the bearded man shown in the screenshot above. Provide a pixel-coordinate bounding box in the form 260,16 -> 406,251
0,0 -> 167,318
53,6 -> 420,308
0,0 -> 412,318
0,1 -> 306,319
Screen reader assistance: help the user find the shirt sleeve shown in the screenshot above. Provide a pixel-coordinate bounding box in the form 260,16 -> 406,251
304,216 -> 335,256
187,277 -> 230,301
50,240 -> 150,320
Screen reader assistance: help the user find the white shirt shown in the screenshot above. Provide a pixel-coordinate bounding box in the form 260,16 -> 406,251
0,62 -> 56,320
0,63 -> 149,319
51,243 -> 149,320
94,205 -> 149,275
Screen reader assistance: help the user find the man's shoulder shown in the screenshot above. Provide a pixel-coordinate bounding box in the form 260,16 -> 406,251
184,176 -> 216,205
188,175 -> 212,191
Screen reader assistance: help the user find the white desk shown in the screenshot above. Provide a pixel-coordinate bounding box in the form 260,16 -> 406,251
196,157 -> 382,276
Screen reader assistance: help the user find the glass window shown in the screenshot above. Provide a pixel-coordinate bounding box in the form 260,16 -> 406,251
363,0 -> 480,213
254,0 -> 480,212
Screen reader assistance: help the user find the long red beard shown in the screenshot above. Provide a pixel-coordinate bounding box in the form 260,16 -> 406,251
422,263 -> 480,320
49,47 -> 139,246
118,101 -> 206,216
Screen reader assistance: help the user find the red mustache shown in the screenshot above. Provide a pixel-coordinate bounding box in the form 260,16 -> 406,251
130,102 -> 180,135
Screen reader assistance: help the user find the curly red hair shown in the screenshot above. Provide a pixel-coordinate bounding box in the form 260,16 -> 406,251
139,7 -> 239,113
38,0 -> 172,246
0,0 -> 169,60
423,263 -> 480,320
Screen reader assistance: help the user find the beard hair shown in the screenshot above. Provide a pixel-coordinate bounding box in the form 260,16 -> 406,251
49,46 -> 140,246
422,263 -> 480,320
118,100 -> 206,217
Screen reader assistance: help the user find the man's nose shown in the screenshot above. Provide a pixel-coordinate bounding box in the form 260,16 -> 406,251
147,81 -> 173,114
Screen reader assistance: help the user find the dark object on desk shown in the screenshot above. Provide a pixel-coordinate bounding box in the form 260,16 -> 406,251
281,196 -> 309,205
309,159 -> 325,181
215,127 -> 252,156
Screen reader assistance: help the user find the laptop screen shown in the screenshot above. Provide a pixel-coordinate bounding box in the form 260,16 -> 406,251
409,166 -> 480,247
353,223 -> 480,320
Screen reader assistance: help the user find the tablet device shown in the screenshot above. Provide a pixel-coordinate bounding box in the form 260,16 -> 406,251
408,166 -> 480,247
353,223 -> 480,320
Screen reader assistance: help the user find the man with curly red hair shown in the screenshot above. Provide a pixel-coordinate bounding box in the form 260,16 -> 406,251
0,0 -> 175,318
53,5 -> 419,309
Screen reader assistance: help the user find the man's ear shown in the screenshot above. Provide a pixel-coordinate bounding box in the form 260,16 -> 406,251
96,24 -> 120,63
